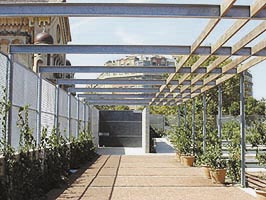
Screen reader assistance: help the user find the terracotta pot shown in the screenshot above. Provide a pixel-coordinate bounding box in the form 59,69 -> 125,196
210,168 -> 226,184
255,188 -> 266,200
202,165 -> 211,179
182,155 -> 195,167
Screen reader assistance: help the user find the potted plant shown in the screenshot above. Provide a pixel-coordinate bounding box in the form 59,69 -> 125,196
197,153 -> 211,179
177,127 -> 195,167
207,144 -> 227,184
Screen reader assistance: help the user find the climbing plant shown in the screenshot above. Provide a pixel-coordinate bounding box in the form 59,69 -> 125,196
0,88 -> 96,199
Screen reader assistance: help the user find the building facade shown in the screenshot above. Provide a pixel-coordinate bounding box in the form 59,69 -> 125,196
98,55 -> 175,89
0,0 -> 74,85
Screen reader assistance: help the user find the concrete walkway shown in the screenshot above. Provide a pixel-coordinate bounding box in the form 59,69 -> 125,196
55,155 -> 256,200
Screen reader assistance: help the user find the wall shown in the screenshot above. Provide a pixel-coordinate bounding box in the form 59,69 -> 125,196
99,110 -> 142,147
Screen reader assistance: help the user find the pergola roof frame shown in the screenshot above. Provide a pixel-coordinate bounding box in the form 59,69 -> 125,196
4,0 -> 266,106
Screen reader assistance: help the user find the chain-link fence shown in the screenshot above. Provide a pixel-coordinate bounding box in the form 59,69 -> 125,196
0,52 -> 90,150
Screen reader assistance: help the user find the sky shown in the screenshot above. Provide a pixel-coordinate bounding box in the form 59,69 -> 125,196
66,0 -> 266,100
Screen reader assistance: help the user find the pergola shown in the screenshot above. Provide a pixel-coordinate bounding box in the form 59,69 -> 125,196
2,0 -> 266,188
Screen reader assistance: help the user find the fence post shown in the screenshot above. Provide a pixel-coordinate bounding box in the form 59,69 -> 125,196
68,92 -> 71,139
55,84 -> 60,135
240,72 -> 246,187
36,73 -> 42,145
7,53 -> 14,145
83,103 -> 86,130
76,98 -> 80,138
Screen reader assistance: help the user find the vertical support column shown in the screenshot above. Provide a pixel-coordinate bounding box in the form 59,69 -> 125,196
67,92 -> 71,139
177,106 -> 181,128
218,84 -> 222,138
83,103 -> 86,130
7,54 -> 14,145
240,72 -> 246,188
203,93 -> 207,152
90,105 -> 99,148
192,99 -> 196,155
54,85 -> 60,135
76,98 -> 80,138
184,102 -> 187,128
36,73 -> 42,145
142,107 -> 150,153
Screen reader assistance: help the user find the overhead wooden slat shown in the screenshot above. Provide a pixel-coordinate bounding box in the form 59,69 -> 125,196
151,0 -> 236,105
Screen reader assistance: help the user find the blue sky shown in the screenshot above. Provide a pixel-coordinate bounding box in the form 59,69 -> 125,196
66,0 -> 266,100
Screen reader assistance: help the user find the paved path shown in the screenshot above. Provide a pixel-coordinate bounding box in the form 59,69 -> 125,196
56,155 -> 256,200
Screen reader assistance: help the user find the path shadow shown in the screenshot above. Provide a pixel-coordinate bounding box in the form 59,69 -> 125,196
46,154 -> 101,200
155,138 -> 176,153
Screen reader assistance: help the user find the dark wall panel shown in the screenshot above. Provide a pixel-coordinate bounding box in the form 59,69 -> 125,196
99,110 -> 142,147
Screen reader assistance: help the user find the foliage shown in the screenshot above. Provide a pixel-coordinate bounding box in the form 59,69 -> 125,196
0,90 -> 96,200
95,105 -> 130,111
17,105 -> 36,152
222,121 -> 241,183
70,126 -> 95,169
247,120 -> 266,169
41,127 -> 70,192
168,125 -> 192,156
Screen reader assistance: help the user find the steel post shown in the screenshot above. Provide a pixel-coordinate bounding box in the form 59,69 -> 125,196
178,106 -> 181,128
240,72 -> 246,187
36,73 -> 42,145
55,85 -> 60,135
7,54 -> 14,145
184,102 -> 187,128
192,99 -> 196,154
218,84 -> 222,138
203,93 -> 207,152
67,92 -> 71,139
77,98 -> 80,138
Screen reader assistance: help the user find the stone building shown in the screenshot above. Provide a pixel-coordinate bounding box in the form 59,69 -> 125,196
0,0 -> 74,85
98,55 -> 175,89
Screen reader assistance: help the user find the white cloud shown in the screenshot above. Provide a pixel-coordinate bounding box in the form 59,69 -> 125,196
114,28 -> 145,44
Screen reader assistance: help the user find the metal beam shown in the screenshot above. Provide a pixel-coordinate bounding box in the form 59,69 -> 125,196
0,3 -> 265,19
10,45 -> 265,56
68,87 -> 175,93
88,102 -> 149,106
40,66 -> 228,74
58,79 -> 167,85
87,99 -> 150,103
78,93 -> 156,99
